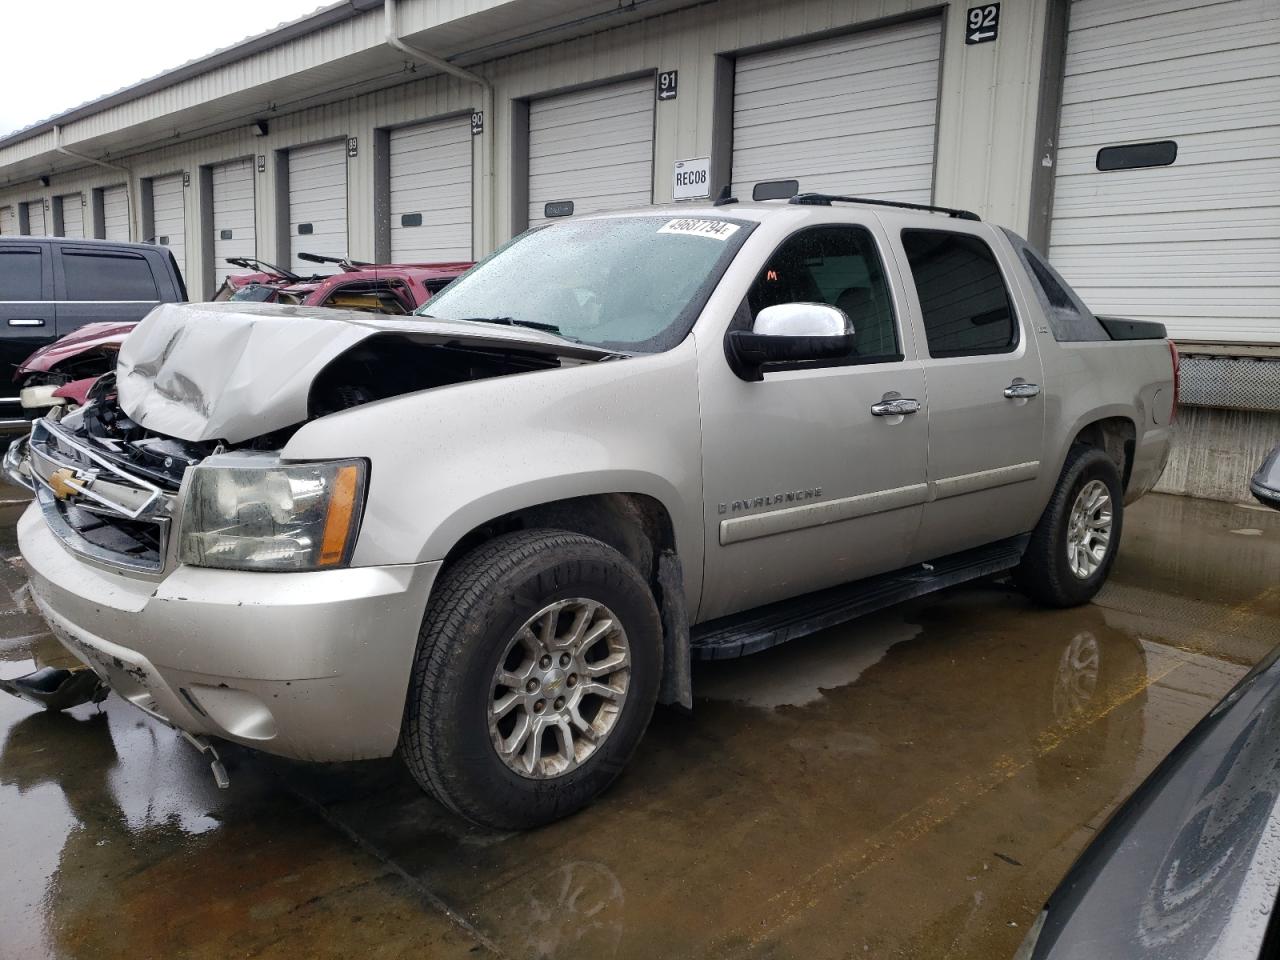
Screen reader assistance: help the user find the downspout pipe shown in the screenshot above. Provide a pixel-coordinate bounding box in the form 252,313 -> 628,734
52,125 -> 139,241
384,0 -> 495,254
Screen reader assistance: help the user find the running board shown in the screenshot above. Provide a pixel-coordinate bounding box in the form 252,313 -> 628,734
690,535 -> 1030,660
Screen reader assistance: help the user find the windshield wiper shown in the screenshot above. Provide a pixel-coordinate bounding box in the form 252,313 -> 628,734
420,315 -> 575,337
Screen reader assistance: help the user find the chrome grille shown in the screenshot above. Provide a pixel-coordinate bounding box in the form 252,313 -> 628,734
23,418 -> 175,572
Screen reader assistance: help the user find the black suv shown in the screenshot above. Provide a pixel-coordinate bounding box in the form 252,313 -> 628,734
0,237 -> 186,429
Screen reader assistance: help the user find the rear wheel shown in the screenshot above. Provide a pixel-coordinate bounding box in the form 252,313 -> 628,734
1015,446 -> 1124,607
401,529 -> 662,829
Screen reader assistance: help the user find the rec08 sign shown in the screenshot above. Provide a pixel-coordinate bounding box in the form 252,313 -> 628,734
672,157 -> 711,201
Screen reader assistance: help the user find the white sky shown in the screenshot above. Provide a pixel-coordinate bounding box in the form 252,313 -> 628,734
0,0 -> 331,137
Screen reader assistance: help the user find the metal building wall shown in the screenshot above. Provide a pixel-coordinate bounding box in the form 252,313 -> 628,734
0,0 -> 1051,297
481,0 -> 1050,237
1046,0 -> 1280,345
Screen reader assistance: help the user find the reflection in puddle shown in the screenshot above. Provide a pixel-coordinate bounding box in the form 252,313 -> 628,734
1052,631 -> 1101,723
694,613 -> 922,708
0,693 -> 227,956
507,860 -> 625,960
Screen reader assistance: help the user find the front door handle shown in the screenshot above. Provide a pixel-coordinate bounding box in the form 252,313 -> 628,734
870,397 -> 922,417
7,318 -> 45,327
1004,381 -> 1041,399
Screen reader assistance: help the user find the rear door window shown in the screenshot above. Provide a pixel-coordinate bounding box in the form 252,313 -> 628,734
900,230 -> 1017,357
0,248 -> 43,300
61,250 -> 159,301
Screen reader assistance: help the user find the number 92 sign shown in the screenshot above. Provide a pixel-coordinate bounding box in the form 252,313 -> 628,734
965,3 -> 1000,45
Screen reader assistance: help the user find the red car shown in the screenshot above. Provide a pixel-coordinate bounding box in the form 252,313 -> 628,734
16,255 -> 472,416
231,253 -> 471,312
211,258 -> 299,301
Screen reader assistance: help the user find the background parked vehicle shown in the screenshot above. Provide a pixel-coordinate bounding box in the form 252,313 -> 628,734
239,253 -> 472,313
14,254 -> 472,418
1251,444 -> 1280,510
210,257 -> 300,302
0,237 -> 185,431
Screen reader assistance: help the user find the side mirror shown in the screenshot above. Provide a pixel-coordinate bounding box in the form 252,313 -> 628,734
727,303 -> 854,381
1251,444 -> 1280,511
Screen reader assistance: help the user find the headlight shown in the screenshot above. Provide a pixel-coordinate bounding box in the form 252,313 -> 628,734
179,458 -> 366,571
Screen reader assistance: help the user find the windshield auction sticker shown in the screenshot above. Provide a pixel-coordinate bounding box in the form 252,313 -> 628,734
658,219 -> 741,241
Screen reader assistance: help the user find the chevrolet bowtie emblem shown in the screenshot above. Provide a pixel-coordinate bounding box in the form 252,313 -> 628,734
49,467 -> 82,501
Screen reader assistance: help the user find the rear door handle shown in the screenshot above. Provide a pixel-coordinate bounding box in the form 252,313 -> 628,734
871,398 -> 922,417
7,318 -> 45,327
1004,381 -> 1040,399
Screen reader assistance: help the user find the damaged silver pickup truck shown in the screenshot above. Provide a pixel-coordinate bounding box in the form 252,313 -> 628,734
5,196 -> 1177,828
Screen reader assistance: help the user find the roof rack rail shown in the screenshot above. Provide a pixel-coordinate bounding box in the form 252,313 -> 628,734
788,192 -> 980,221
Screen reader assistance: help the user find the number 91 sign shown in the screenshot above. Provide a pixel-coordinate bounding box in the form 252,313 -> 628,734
657,70 -> 678,101
966,3 -> 1000,44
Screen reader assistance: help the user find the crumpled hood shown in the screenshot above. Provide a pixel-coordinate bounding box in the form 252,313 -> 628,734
115,301 -> 616,444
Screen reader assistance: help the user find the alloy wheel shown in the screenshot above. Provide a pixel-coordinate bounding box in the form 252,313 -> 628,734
488,598 -> 631,779
1066,479 -> 1113,579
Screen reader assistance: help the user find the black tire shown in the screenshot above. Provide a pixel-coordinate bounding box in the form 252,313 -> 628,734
1015,445 -> 1125,608
401,529 -> 662,829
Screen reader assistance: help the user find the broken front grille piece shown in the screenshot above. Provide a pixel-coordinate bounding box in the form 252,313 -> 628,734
27,418 -> 174,572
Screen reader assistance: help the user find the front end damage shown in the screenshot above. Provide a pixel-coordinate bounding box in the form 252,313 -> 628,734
5,302 -> 619,772
114,301 -> 617,444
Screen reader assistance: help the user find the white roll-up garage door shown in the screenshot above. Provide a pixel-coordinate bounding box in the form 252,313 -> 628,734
527,77 -> 654,227
60,194 -> 84,238
732,18 -> 942,203
212,158 -> 256,289
151,174 -> 186,281
0,207 -> 13,235
1049,0 -> 1280,344
289,140 -> 348,273
390,117 -> 472,262
102,185 -> 129,240
24,199 -> 46,236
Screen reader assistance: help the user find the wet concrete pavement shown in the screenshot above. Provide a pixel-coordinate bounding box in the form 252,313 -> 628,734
1,488 -> 1277,959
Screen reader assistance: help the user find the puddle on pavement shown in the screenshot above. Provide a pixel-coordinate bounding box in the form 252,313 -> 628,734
0,495 -> 478,960
277,583 -> 1249,960
0,489 -> 1273,959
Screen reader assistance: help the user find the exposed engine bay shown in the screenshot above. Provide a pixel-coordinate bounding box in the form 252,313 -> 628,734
75,374 -> 221,489
308,335 -> 567,419
110,302 -> 617,448
59,304 -> 614,491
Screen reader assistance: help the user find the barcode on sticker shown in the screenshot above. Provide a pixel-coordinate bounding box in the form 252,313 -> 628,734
658,219 -> 741,241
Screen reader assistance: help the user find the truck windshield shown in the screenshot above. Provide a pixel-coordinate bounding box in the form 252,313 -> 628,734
417,215 -> 753,352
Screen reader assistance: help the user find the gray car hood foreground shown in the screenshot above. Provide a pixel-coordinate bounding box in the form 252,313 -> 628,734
116,302 -> 616,443
1031,644 -> 1280,959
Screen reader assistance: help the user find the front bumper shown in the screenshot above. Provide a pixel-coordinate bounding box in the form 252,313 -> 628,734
18,504 -> 439,761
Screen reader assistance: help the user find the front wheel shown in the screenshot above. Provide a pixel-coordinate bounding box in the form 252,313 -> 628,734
401,529 -> 662,829
1015,446 -> 1124,608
